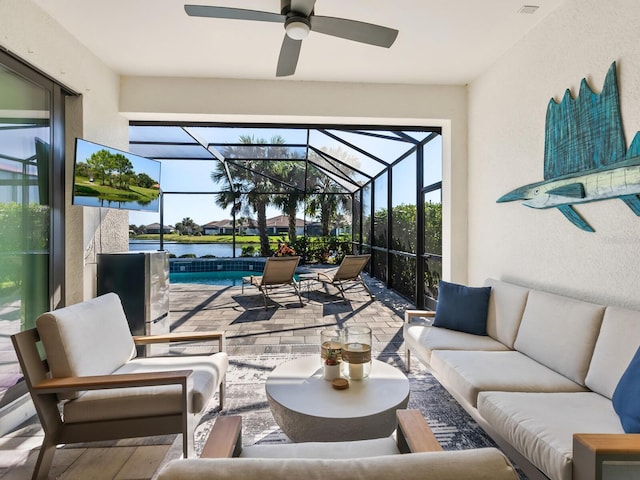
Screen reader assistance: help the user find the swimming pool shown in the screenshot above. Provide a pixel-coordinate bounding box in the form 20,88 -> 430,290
170,270 -> 301,287
170,270 -> 255,287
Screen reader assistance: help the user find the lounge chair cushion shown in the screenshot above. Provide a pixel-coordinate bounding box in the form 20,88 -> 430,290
36,293 -> 137,400
433,281 -> 491,336
63,352 -> 228,422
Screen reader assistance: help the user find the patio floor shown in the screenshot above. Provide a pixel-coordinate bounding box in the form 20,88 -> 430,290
0,272 -> 416,480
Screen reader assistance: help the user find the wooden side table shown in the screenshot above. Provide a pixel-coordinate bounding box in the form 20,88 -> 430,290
573,433 -> 640,480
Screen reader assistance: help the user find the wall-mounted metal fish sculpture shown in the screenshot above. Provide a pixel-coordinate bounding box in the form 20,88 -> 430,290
497,62 -> 640,232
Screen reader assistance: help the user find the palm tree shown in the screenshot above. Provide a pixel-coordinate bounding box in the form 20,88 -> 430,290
212,135 -> 287,256
306,179 -> 351,236
175,217 -> 200,236
271,161 -> 306,243
306,146 -> 359,236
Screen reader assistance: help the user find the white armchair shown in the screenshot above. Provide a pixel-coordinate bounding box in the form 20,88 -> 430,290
11,292 -> 228,480
156,410 -> 519,480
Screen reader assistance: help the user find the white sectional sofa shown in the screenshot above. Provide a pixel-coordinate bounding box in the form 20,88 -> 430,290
404,278 -> 640,480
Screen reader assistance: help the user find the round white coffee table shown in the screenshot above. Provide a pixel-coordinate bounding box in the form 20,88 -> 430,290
265,356 -> 410,442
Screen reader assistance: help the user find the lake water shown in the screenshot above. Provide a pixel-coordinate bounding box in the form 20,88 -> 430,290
129,240 -> 241,257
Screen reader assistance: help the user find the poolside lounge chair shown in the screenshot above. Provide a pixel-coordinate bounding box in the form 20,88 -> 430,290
242,256 -> 303,309
317,254 -> 373,302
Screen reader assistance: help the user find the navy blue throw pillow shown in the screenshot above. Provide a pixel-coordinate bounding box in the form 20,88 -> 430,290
613,346 -> 640,433
433,281 -> 491,336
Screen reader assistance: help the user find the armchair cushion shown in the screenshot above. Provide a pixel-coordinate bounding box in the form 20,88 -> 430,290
433,281 -> 491,336
63,352 -> 228,423
36,293 -> 136,399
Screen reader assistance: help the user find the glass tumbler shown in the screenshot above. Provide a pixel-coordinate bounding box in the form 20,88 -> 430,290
320,328 -> 343,368
341,326 -> 372,380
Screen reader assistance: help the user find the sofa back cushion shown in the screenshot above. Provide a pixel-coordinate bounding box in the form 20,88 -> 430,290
513,290 -> 604,385
586,306 -> 640,399
37,293 -> 136,399
483,279 -> 530,348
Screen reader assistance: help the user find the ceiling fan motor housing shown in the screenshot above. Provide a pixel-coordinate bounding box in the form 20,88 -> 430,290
284,16 -> 311,40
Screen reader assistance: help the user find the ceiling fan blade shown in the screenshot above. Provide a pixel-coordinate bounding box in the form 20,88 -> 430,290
290,0 -> 316,16
276,35 -> 302,77
310,16 -> 398,48
184,5 -> 284,23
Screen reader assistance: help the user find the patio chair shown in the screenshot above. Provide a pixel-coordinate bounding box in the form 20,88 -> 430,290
241,256 -> 303,309
11,292 -> 228,480
316,254 -> 373,302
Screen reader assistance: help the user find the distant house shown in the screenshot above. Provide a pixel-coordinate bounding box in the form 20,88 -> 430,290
145,223 -> 175,234
266,215 -> 305,236
202,219 -> 234,235
202,218 -> 259,235
305,221 -> 350,236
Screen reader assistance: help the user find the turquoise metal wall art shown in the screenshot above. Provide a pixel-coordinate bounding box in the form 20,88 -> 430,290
497,62 -> 640,232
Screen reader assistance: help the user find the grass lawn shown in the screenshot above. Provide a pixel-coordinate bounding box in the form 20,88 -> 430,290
133,234 -> 285,244
75,176 -> 160,203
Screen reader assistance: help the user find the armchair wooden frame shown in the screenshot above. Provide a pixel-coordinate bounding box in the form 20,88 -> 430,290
200,409 -> 443,459
12,329 -> 226,480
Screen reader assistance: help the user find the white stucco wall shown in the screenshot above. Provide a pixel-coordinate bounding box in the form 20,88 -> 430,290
0,0 -> 130,303
468,0 -> 640,308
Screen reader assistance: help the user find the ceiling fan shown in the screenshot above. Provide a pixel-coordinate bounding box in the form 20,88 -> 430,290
184,0 -> 399,77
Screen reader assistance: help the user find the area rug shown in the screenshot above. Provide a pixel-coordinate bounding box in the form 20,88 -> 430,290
192,352 -> 528,479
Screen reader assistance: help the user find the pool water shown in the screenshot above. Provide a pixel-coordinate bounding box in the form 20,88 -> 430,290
170,270 -> 256,286
170,271 -> 302,287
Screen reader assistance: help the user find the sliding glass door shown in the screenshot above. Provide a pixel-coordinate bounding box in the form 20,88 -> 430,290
0,52 -> 65,413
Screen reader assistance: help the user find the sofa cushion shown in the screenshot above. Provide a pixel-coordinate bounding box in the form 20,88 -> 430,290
430,351 -> 586,407
156,448 -> 518,480
483,279 -> 530,348
612,346 -> 640,433
586,306 -> 640,399
478,392 -> 623,480
513,289 -> 604,385
63,352 -> 228,423
404,325 -> 510,365
433,281 -> 491,336
36,293 -> 136,400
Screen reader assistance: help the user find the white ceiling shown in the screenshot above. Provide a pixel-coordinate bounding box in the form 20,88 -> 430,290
33,0 -> 565,85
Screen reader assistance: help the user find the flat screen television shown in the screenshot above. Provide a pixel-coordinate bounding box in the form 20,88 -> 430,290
73,138 -> 161,212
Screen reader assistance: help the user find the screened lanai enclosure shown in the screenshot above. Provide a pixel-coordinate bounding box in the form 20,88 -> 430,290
128,124 -> 442,309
